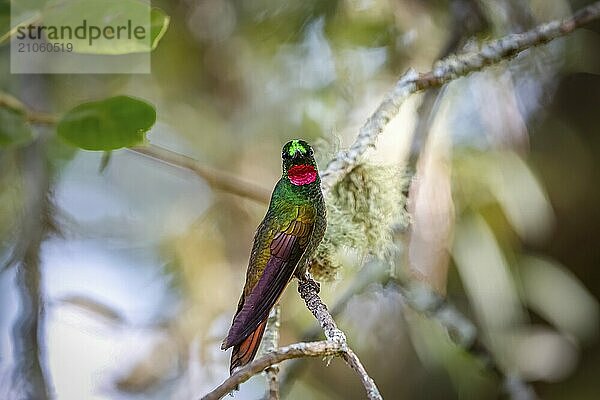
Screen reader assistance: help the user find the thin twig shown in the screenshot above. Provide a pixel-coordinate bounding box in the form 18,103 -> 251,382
0,92 -> 58,125
129,145 -> 271,204
200,341 -> 345,400
340,348 -> 383,400
262,305 -> 281,400
320,1 -> 600,189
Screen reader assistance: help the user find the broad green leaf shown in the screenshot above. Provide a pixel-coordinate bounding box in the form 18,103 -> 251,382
57,96 -> 156,151
42,0 -> 169,54
0,108 -> 34,149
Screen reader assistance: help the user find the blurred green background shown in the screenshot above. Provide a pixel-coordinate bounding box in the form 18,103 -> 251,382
1,0 -> 600,399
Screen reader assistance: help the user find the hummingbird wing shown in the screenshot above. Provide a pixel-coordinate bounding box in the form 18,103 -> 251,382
222,205 -> 315,350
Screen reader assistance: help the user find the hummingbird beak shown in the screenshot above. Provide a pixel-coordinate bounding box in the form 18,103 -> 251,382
292,151 -> 302,161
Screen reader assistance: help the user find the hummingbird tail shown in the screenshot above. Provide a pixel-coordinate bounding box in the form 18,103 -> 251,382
229,318 -> 268,375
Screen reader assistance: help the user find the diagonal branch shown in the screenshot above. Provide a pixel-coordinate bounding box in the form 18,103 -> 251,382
129,145 -> 271,203
0,92 -> 58,125
297,276 -> 347,344
320,1 -> 600,189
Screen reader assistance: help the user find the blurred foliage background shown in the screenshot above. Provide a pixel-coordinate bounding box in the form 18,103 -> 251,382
1,0 -> 600,399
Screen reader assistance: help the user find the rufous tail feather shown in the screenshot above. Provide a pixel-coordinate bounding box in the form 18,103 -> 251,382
229,318 -> 267,375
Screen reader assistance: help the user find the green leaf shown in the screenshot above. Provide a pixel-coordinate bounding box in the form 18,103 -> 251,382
57,96 -> 156,151
0,108 -> 34,149
150,7 -> 170,50
43,0 -> 169,54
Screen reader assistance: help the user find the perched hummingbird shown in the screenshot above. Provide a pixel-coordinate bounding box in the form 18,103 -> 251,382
221,139 -> 326,374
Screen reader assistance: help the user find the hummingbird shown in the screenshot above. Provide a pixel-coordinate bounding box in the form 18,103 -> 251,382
221,139 -> 326,374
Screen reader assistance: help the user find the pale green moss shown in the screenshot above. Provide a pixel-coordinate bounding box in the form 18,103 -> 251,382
310,163 -> 409,281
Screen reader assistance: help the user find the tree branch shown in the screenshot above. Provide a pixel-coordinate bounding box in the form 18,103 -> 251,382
262,305 -> 281,400
200,341 -> 345,400
0,92 -> 58,125
129,145 -> 271,204
320,1 -> 600,189
408,0 -> 489,164
297,276 -> 347,344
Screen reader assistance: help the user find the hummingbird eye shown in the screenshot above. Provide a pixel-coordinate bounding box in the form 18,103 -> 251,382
308,147 -> 314,156
282,151 -> 291,160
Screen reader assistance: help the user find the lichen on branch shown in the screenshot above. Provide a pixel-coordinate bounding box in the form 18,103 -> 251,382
311,164 -> 409,280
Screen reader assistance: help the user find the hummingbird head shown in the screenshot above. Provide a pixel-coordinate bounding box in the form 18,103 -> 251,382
281,139 -> 318,186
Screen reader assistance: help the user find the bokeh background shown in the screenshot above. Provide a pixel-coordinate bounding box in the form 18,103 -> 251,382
1,0 -> 600,399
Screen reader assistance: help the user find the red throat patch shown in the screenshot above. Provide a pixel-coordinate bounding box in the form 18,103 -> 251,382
288,164 -> 317,186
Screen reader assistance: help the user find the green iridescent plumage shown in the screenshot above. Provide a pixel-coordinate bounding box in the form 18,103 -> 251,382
222,139 -> 326,374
